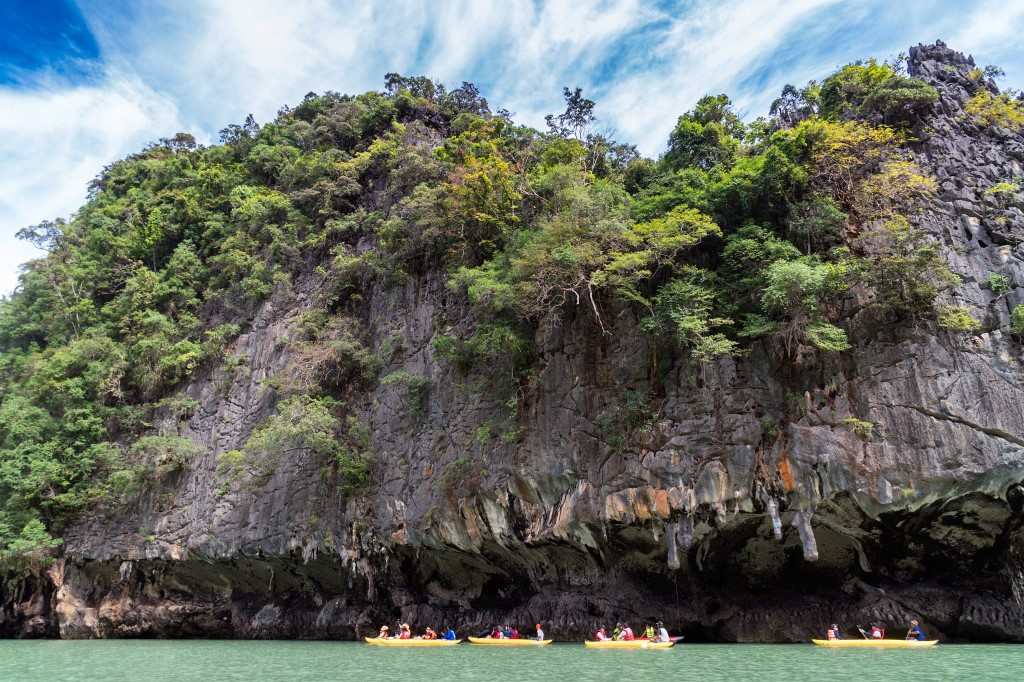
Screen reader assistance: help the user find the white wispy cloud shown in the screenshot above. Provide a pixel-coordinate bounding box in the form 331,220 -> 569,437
3,0 -> 1024,295
0,72 -> 184,294
597,0 -> 839,153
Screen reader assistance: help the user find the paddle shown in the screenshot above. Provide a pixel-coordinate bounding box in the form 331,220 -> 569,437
856,626 -> 870,640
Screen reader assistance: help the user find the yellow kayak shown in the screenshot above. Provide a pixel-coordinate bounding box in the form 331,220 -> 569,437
584,640 -> 674,649
812,639 -> 938,649
364,637 -> 461,647
467,637 -> 553,647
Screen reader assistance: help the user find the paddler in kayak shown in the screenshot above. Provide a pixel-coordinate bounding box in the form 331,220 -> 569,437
905,620 -> 926,641
617,623 -> 635,640
399,623 -> 412,639
643,623 -> 656,640
443,625 -> 457,640
376,625 -> 390,639
533,623 -> 545,641
423,626 -> 437,640
595,627 -> 611,641
656,621 -> 670,643
826,624 -> 842,640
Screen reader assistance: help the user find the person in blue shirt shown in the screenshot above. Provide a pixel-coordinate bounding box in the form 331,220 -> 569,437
906,620 -> 926,641
443,626 -> 456,640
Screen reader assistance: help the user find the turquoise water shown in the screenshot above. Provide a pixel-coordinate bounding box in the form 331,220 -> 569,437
0,640 -> 1022,682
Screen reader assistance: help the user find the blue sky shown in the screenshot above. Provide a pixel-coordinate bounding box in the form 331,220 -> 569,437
3,0 -> 1024,294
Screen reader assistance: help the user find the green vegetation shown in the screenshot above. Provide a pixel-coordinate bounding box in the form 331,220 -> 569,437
381,370 -> 430,418
239,395 -> 372,491
937,305 -> 980,333
1011,305 -> 1024,335
819,59 -> 938,124
841,417 -> 874,440
0,52 -> 971,561
984,272 -> 1012,296
965,90 -> 1024,129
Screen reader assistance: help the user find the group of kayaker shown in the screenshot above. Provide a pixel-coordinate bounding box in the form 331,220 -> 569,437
482,623 -> 545,640
825,620 -> 927,641
376,623 -> 457,640
374,623 -> 546,641
594,621 -> 671,643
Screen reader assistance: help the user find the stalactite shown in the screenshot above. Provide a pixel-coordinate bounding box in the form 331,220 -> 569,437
792,509 -> 818,561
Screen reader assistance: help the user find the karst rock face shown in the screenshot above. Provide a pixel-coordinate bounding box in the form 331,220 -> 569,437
4,41 -> 1024,641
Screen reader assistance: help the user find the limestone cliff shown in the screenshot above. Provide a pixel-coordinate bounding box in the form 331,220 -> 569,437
3,41 -> 1024,642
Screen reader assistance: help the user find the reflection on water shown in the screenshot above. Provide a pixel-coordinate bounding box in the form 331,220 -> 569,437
1,640 -> 1023,682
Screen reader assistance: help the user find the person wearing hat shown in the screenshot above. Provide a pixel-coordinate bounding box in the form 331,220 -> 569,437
657,621 -> 670,643
399,623 -> 412,640
905,620 -> 926,641
377,624 -> 390,639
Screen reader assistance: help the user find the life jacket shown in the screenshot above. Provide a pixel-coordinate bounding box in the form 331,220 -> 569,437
871,627 -> 883,639
827,628 -> 837,640
399,630 -> 411,639
623,628 -> 635,640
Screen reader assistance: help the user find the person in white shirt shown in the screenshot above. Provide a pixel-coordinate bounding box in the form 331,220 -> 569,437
657,621 -> 670,643
534,623 -> 545,641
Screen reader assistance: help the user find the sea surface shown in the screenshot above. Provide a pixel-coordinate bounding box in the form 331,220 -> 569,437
1,640 -> 1022,682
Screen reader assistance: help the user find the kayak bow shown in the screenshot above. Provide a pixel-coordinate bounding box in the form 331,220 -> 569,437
811,639 -> 938,649
467,637 -> 553,646
584,640 -> 674,649
364,637 -> 462,647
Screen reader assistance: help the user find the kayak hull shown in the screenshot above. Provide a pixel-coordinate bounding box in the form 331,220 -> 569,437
467,637 -> 553,647
364,637 -> 461,647
811,639 -> 938,649
584,640 -> 674,649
